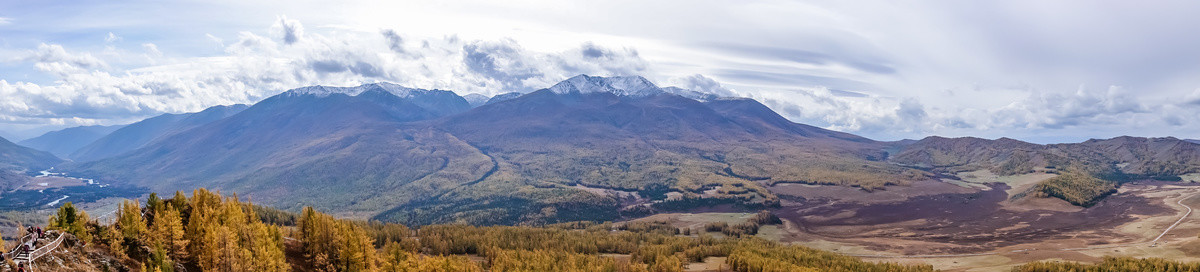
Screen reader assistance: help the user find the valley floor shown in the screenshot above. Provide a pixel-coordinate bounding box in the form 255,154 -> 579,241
627,176 -> 1200,271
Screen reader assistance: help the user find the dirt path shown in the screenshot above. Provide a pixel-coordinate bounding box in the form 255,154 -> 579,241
1152,189 -> 1196,246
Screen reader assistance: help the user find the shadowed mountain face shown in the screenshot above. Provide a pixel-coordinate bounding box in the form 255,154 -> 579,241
18,125 -> 124,158
72,84 -> 482,216
0,136 -> 61,171
703,98 -> 873,143
0,136 -> 62,190
69,104 -> 249,162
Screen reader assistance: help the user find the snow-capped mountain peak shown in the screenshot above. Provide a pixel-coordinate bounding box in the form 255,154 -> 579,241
546,75 -> 664,97
284,82 -> 433,98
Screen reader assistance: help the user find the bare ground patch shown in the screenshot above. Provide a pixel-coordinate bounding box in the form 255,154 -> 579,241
773,182 -> 1170,254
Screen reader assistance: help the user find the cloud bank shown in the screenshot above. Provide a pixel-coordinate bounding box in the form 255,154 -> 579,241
1,1 -> 1199,143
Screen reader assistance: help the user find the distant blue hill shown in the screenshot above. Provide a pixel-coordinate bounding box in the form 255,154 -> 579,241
19,124 -> 124,158
69,104 -> 249,162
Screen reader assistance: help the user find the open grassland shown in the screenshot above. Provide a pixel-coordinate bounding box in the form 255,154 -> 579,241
755,180 -> 1200,271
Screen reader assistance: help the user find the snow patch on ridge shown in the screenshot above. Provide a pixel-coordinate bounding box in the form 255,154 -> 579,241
281,75 -> 740,102
545,75 -> 737,101
284,82 -> 440,98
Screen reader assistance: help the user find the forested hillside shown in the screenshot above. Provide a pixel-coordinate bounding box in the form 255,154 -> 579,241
891,136 -> 1200,206
26,189 -> 941,272
1012,257 -> 1200,271
24,189 -> 1199,271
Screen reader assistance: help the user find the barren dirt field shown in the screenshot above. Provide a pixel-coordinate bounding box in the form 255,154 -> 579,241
762,178 -> 1200,271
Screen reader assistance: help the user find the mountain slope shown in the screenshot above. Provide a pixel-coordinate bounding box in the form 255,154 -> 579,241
72,76 -> 928,225
891,136 -> 1200,178
381,76 -> 925,224
890,136 -> 1200,206
463,93 -> 490,108
484,92 -> 522,105
889,136 -> 1045,175
69,104 -> 249,162
18,125 -> 125,158
704,98 -> 874,143
0,136 -> 62,190
0,136 -> 61,171
73,84 -> 481,216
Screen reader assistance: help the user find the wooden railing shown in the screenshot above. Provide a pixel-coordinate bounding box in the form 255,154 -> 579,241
29,232 -> 66,260
5,231 -> 67,267
2,233 -> 36,259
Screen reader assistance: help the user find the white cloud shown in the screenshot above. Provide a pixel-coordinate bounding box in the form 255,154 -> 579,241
988,85 -> 1147,130
1186,88 -> 1200,105
0,17 -> 12,25
205,33 -> 225,49
104,32 -> 121,43
381,29 -> 404,53
668,74 -> 737,98
3,1 -> 1200,143
27,43 -> 108,76
271,15 -> 304,45
142,43 -> 163,57
756,87 -> 930,135
0,18 -> 655,135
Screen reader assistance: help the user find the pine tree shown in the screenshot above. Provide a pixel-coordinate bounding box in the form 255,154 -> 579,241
246,222 -> 288,272
148,243 -> 175,272
169,190 -> 189,216
116,199 -> 147,241
146,192 -> 164,226
49,202 -> 91,243
168,190 -> 289,271
299,207 -> 378,272
151,206 -> 188,259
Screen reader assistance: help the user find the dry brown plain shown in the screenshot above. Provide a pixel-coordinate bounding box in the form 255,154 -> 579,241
630,171 -> 1200,271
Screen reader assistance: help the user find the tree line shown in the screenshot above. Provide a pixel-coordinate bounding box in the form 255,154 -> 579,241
43,188 -> 1189,272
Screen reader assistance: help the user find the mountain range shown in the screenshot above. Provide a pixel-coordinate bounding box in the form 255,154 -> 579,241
4,74 -> 1198,225
69,104 -> 249,162
55,75 -> 925,224
18,125 -> 124,158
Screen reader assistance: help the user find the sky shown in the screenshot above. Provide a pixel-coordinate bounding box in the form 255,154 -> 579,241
2,0 -> 1199,143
